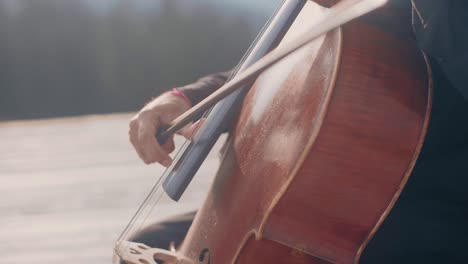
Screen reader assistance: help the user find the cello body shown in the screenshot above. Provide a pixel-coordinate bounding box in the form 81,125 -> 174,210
177,1 -> 431,264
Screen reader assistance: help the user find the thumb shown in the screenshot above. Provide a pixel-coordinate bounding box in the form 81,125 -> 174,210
178,118 -> 206,140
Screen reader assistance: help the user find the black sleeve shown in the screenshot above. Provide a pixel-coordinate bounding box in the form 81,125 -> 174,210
177,70 -> 233,105
412,0 -> 468,99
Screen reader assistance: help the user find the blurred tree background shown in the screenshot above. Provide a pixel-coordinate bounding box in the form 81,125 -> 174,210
0,0 -> 278,120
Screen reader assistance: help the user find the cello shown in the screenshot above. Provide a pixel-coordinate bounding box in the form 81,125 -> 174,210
114,0 -> 431,263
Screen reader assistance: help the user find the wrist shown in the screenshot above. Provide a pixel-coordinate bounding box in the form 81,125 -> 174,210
143,89 -> 191,112
165,88 -> 192,108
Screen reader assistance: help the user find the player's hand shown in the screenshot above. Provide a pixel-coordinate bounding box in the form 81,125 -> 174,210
128,92 -> 200,167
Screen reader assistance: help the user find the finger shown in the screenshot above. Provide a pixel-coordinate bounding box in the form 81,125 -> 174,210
130,132 -> 147,163
138,120 -> 172,167
143,134 -> 173,167
178,118 -> 206,139
129,120 -> 148,163
135,113 -> 160,164
161,136 -> 176,154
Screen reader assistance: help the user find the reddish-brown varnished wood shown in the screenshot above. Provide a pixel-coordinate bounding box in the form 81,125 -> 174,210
178,1 -> 431,264
236,235 -> 333,264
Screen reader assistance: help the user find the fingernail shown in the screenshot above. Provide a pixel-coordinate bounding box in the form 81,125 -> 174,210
162,159 -> 172,167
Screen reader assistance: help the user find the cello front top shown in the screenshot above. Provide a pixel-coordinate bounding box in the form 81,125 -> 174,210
178,1 -> 431,263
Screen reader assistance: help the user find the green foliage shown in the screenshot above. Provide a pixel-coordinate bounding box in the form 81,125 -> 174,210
0,0 -> 266,120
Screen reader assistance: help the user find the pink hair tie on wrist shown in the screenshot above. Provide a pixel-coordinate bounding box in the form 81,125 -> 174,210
167,88 -> 192,107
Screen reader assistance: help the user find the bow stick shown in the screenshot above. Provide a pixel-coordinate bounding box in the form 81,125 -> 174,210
156,0 -> 388,143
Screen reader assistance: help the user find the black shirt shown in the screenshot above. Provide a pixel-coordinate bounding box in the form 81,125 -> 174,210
361,1 -> 468,262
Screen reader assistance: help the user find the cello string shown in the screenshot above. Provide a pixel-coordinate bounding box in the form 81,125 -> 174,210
115,112 -> 210,260
115,0 -> 389,261
158,0 -> 388,140
119,190 -> 165,260
115,172 -> 165,256
116,0 -> 288,248
116,0 -> 274,249
121,136 -> 195,240
115,134 -> 195,254
116,105 -> 222,260
114,1 -> 289,261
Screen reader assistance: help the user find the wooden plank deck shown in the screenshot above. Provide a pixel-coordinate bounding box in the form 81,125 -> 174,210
0,113 -> 222,264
